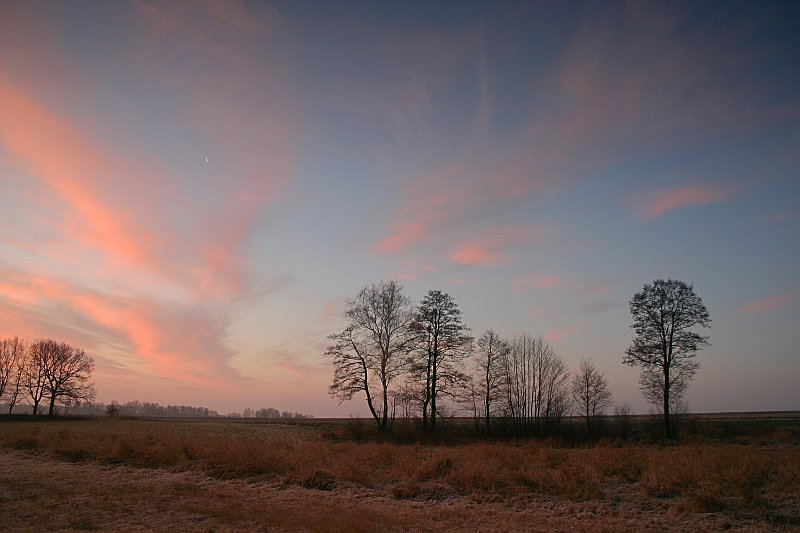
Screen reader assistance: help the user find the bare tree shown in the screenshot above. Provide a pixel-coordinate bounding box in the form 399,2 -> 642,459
42,340 -> 95,416
503,334 -> 570,436
614,402 -> 633,439
326,326 -> 380,425
392,380 -> 418,426
412,290 -> 472,433
459,376 -> 481,432
326,281 -> 415,432
571,358 -> 612,435
25,341 -> 49,415
20,340 -> 89,415
0,337 -> 27,408
474,330 -> 509,433
5,352 -> 27,414
623,279 -> 710,440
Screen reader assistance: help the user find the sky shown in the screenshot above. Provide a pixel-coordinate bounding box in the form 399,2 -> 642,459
0,1 -> 798,417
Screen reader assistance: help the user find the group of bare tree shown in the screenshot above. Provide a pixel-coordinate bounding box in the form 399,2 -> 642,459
0,337 -> 95,416
326,281 -> 610,436
326,278 -> 711,440
469,331 -> 613,436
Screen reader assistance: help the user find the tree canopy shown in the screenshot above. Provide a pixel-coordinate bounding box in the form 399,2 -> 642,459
623,279 -> 710,440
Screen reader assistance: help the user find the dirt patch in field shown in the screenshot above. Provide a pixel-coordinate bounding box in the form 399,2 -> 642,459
0,451 -> 787,532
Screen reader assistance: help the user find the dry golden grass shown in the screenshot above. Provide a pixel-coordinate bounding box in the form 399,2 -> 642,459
1,417 -> 798,531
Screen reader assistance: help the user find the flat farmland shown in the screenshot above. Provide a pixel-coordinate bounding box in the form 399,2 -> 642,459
1,415 -> 799,532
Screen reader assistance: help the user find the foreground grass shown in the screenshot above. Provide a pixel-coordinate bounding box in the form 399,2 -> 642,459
1,417 -> 799,531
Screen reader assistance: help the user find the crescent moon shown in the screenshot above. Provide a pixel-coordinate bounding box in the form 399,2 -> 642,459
205,157 -> 209,164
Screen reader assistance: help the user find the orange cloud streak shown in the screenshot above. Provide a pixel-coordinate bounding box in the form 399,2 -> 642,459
0,266 -> 237,388
739,294 -> 795,315
0,79 -> 164,268
546,325 -> 577,342
0,1 -> 305,402
450,226 -> 535,267
629,184 -> 738,220
0,0 -> 298,303
374,165 -> 469,255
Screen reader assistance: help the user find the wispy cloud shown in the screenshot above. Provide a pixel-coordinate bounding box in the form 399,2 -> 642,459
514,272 -> 563,291
450,226 -> 535,267
317,298 -> 347,324
576,279 -> 621,296
0,266 -> 240,388
0,0 -> 299,302
0,1 -> 300,396
373,165 -> 469,255
739,293 -> 795,315
769,210 -> 798,223
371,3 -> 772,265
579,301 -> 622,314
546,325 -> 577,342
0,79 -> 172,275
624,183 -> 739,220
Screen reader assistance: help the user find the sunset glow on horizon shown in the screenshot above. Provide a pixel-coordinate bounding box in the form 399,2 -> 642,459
1,2 -> 798,416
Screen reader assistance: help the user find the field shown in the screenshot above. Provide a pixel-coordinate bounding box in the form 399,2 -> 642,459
1,415 -> 799,532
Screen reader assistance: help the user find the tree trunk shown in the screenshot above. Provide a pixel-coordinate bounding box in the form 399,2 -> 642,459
485,395 -> 491,433
381,384 -> 389,432
48,395 -> 57,416
421,395 -> 429,431
365,389 -> 381,431
663,368 -> 671,441
430,366 -> 437,433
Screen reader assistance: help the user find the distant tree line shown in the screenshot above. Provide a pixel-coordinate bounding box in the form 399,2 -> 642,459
326,279 -> 710,440
0,336 -> 314,420
0,337 -> 95,416
79,401 -> 311,419
237,406 -> 314,419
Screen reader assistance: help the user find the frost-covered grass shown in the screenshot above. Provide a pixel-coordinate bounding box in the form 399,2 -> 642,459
0,416 -> 798,531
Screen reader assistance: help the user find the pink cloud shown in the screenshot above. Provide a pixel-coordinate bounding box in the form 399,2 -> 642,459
318,298 -> 347,324
392,272 -> 420,282
450,226 -> 535,267
514,272 -> 563,291
376,219 -> 435,256
739,294 -> 795,315
0,77 -> 260,302
627,184 -> 738,220
552,4 -> 782,149
0,79 -> 166,264
270,349 -> 327,383
371,1 -> 788,268
0,2 -> 301,401
0,0 -> 300,302
576,279 -> 620,296
374,165 -> 469,255
546,325 -> 577,342
0,266 -> 241,389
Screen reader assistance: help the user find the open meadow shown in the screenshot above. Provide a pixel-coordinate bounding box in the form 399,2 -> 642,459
1,414 -> 799,532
